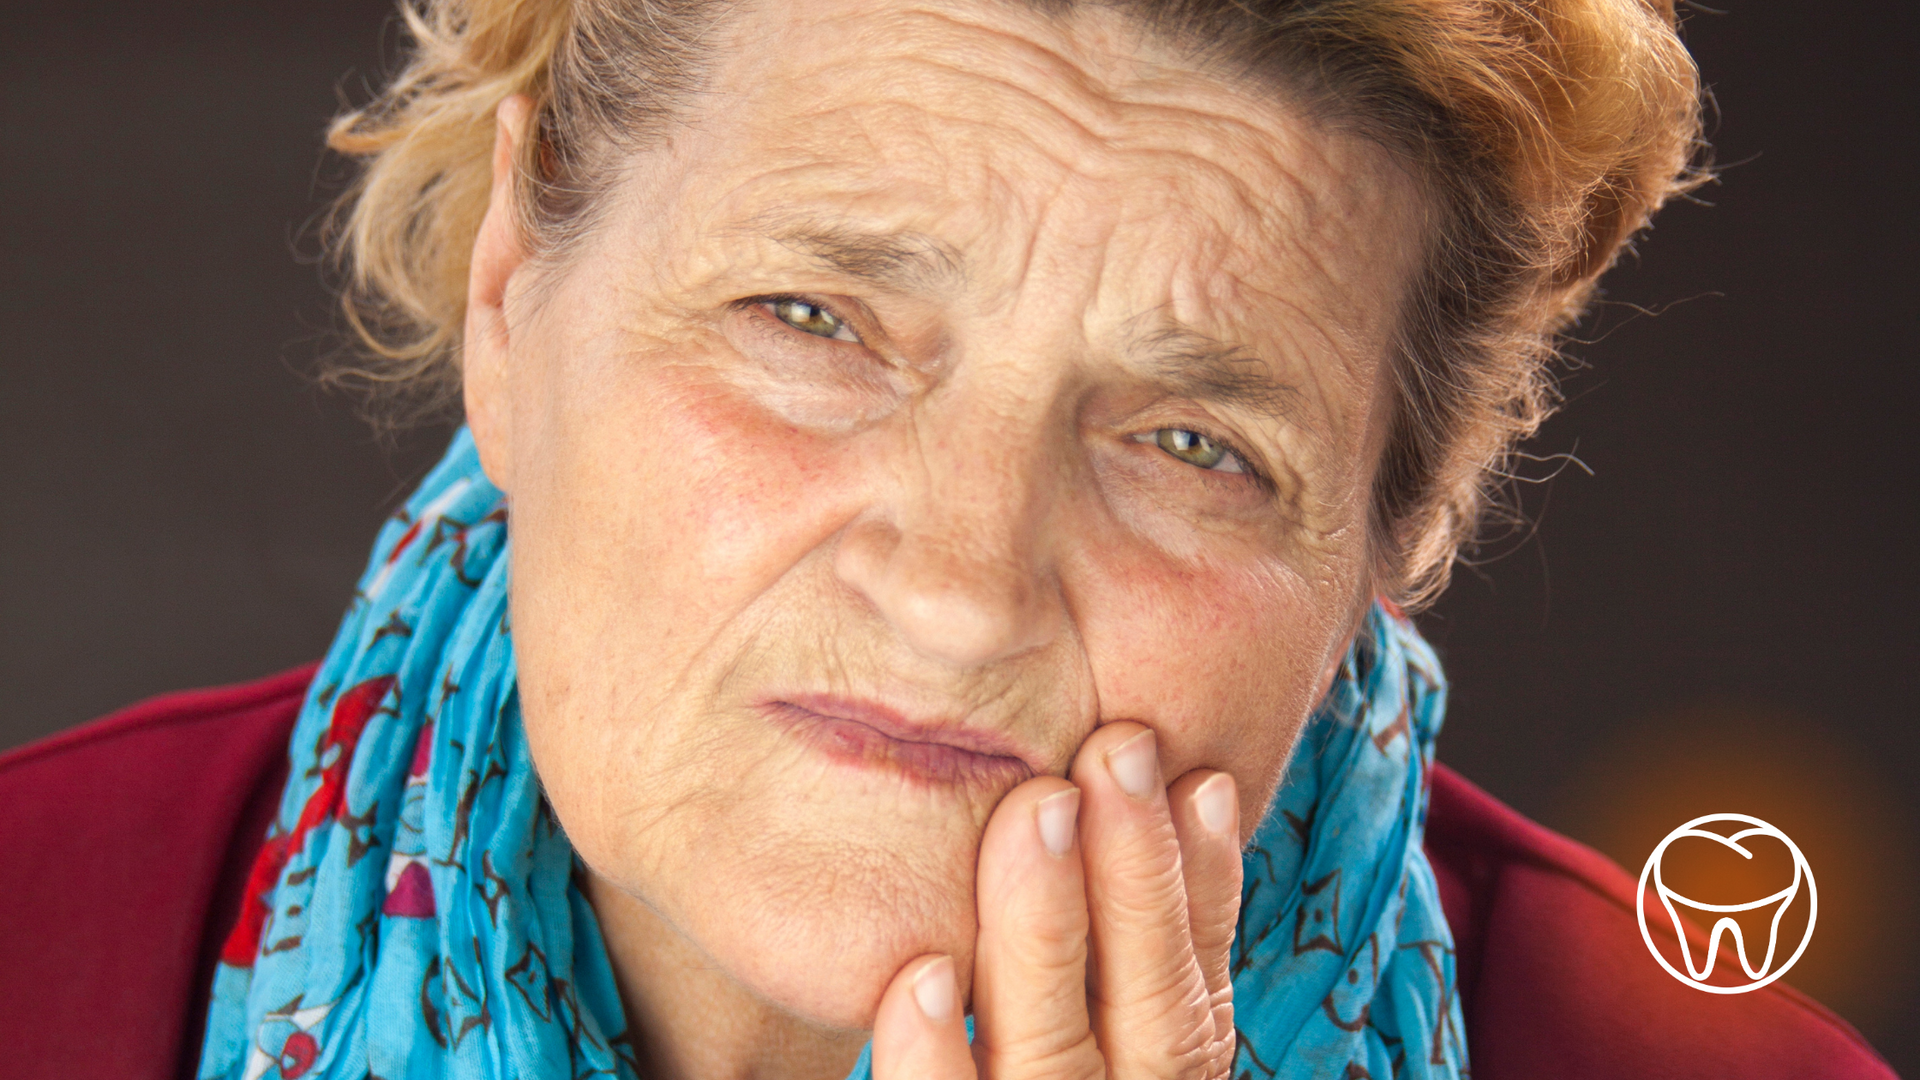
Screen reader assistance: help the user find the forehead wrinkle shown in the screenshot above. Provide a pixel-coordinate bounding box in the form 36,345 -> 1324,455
697,99 -> 1048,286
747,13 -> 1116,173
818,15 -> 1247,188
719,31 -> 1357,308
867,53 -> 1310,229
844,5 -> 1348,205
874,6 -> 1152,126
1161,157 -> 1420,393
1191,256 -> 1363,386
716,0 -> 1420,280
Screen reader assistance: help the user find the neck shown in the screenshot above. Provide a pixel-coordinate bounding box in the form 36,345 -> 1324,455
583,872 -> 869,1080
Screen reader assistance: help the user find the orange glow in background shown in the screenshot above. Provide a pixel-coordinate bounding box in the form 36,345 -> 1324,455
1551,702 -> 1917,1032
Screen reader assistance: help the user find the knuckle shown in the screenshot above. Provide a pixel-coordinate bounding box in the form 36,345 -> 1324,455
1131,1043 -> 1212,1080
1005,896 -> 1093,946
1092,1003 -> 1214,1080
992,906 -> 1090,975
1206,998 -> 1237,1079
1168,1022 -> 1236,1080
1000,943 -> 1089,993
1203,1021 -> 1237,1080
1093,987 -> 1234,1080
1189,903 -> 1241,954
981,1029 -> 1106,1080
1091,862 -> 1189,925
1089,956 -> 1202,1018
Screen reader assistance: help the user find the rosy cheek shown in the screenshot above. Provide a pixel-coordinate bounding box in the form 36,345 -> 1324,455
639,375 -> 864,582
1080,541 -> 1325,775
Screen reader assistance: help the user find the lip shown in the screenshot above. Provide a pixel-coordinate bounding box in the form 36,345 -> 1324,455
759,693 -> 1039,788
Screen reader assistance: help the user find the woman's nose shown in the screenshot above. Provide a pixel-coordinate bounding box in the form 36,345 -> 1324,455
832,409 -> 1066,669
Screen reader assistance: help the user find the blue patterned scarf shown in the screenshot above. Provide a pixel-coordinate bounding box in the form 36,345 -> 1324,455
200,428 -> 1466,1079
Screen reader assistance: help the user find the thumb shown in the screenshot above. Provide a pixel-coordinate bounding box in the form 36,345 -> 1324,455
871,954 -> 978,1080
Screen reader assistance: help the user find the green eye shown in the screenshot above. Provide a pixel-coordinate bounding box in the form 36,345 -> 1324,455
1153,428 -> 1244,473
770,298 -> 856,341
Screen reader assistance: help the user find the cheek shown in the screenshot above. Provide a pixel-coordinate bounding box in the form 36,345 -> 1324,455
504,351 -> 870,824
520,355 -> 862,626
643,384 -> 846,584
1075,538 -> 1358,804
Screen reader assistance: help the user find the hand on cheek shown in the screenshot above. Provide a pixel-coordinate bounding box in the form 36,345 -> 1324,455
871,723 -> 1243,1080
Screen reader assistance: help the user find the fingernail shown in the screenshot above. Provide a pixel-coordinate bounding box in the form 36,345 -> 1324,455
1194,772 -> 1236,837
1106,728 -> 1159,800
912,956 -> 956,1024
1036,788 -> 1080,856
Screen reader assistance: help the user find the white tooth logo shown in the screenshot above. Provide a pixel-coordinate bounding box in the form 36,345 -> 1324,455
1636,813 -> 1817,995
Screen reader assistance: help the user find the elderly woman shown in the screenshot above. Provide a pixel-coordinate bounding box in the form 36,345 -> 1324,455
0,0 -> 1900,1078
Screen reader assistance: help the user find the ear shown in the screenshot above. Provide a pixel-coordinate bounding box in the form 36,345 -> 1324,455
463,93 -> 538,494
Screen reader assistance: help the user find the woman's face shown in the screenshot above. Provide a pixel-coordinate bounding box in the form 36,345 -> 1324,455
464,0 -> 1426,1031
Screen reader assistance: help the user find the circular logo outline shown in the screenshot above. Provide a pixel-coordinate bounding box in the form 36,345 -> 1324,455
1635,812 -> 1817,995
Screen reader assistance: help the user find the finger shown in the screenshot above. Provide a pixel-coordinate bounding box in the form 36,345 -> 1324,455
970,776 -> 1104,1079
1072,723 -> 1219,1080
1166,769 -> 1242,1076
872,954 -> 978,1080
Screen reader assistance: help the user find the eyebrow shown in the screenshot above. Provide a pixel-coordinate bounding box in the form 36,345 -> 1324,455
756,216 -> 967,293
1131,321 -> 1300,424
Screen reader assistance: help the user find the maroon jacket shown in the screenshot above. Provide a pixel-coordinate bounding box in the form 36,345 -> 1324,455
0,667 -> 1898,1079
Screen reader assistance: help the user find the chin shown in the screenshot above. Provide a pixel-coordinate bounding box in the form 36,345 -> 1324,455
669,824 -> 983,1029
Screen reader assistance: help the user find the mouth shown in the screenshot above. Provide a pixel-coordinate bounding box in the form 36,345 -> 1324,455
759,694 -> 1038,789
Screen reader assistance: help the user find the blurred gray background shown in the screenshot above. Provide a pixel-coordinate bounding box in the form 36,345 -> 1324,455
4,0 -> 1915,1070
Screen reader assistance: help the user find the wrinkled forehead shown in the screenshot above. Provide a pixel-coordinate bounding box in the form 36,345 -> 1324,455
649,0 -> 1427,353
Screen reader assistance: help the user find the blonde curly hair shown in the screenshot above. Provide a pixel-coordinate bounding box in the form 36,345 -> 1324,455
324,0 -> 1706,607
